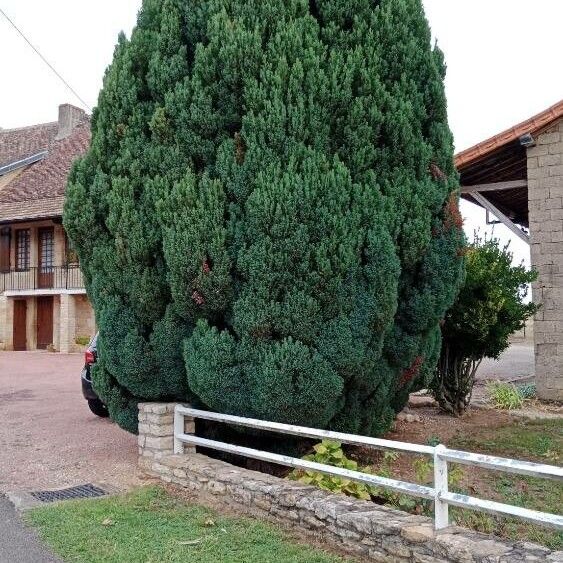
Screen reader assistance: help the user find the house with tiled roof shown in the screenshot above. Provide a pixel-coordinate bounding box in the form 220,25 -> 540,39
455,99 -> 563,402
0,104 -> 94,352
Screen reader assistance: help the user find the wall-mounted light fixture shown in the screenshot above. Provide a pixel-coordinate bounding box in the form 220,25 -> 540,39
519,133 -> 535,148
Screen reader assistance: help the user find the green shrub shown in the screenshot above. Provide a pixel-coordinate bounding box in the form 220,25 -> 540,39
65,0 -> 464,435
372,453 -> 464,515
517,383 -> 536,400
288,440 -> 374,500
433,237 -> 538,416
487,381 -> 524,410
75,336 -> 90,347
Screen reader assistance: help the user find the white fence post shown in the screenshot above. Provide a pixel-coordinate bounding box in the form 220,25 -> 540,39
174,407 -> 184,455
170,407 -> 563,531
434,444 -> 449,530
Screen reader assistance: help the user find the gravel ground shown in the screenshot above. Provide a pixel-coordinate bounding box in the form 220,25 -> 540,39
0,343 -> 535,493
0,351 -> 141,494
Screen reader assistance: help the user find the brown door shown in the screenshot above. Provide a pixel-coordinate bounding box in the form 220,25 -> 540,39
13,300 -> 27,351
36,297 -> 54,350
38,227 -> 54,289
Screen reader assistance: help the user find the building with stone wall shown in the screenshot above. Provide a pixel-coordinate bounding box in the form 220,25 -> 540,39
0,104 -> 94,353
456,99 -> 563,401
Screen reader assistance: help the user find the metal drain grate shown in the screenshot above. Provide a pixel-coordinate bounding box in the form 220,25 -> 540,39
30,483 -> 107,503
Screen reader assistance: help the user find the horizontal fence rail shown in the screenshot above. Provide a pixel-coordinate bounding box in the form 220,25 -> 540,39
0,265 -> 85,292
174,406 -> 563,532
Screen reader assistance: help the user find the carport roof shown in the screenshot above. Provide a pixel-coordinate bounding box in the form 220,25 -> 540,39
455,99 -> 563,229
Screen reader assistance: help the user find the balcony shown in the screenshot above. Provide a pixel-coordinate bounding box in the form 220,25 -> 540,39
0,265 -> 85,294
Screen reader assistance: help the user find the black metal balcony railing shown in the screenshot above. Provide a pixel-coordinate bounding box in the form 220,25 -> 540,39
0,265 -> 85,292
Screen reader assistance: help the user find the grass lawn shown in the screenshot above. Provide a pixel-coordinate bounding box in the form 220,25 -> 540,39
27,487 -> 352,563
448,417 -> 562,549
354,409 -> 563,549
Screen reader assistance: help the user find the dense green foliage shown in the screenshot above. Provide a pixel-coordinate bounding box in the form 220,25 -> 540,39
433,237 -> 538,415
289,440 -> 375,500
64,0 -> 464,434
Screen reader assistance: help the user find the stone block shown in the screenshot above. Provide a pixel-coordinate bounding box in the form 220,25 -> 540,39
146,413 -> 174,425
412,555 -> 445,563
539,154 -> 561,167
538,132 -> 561,145
151,403 -> 177,414
529,190 -> 550,206
401,525 -> 435,543
528,167 -> 549,180
548,165 -> 563,177
381,536 -> 412,559
527,145 -> 549,157
549,183 -> 563,198
145,436 -> 174,450
549,141 -> 563,155
147,423 -> 173,437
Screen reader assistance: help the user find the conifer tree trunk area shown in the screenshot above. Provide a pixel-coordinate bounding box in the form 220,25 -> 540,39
433,344 -> 481,417
64,0 -> 465,435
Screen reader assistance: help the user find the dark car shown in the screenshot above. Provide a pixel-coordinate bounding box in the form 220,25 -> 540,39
81,333 -> 109,418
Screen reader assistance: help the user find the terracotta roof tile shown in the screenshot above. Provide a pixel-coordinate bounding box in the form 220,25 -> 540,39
0,120 -> 90,223
0,122 -> 58,167
0,196 -> 65,224
455,99 -> 563,169
0,123 -> 90,206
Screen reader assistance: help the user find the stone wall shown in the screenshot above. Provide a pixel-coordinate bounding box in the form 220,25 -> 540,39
57,294 -> 95,353
138,403 -> 195,466
527,118 -> 563,401
138,403 -> 562,563
74,295 -> 95,344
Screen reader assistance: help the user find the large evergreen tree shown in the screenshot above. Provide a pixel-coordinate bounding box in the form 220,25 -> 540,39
65,0 -> 464,435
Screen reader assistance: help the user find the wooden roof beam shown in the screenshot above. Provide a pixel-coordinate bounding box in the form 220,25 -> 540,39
471,192 -> 530,245
461,179 -> 528,194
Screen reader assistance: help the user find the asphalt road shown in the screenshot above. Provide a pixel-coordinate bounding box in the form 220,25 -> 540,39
0,495 -> 60,563
476,341 -> 534,382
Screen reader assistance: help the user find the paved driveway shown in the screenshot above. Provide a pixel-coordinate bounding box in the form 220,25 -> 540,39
476,341 -> 534,382
0,352 -> 140,494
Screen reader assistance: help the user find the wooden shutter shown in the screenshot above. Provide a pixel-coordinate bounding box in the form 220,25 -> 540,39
0,228 -> 10,273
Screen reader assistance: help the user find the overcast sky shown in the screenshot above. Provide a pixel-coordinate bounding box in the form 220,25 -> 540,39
1,0 -> 562,265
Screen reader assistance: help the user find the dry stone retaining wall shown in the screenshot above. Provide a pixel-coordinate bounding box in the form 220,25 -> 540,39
139,403 -> 562,562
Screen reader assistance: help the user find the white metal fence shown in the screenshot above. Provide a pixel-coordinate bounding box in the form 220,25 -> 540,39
173,405 -> 563,531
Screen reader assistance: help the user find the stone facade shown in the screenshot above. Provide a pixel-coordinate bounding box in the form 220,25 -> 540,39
0,219 -> 95,353
527,118 -> 563,401
138,403 -> 562,563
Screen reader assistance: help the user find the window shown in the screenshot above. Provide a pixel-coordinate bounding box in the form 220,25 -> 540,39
39,228 -> 54,270
15,229 -> 30,271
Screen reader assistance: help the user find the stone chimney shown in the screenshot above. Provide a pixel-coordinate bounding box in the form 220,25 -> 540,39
56,104 -> 86,140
